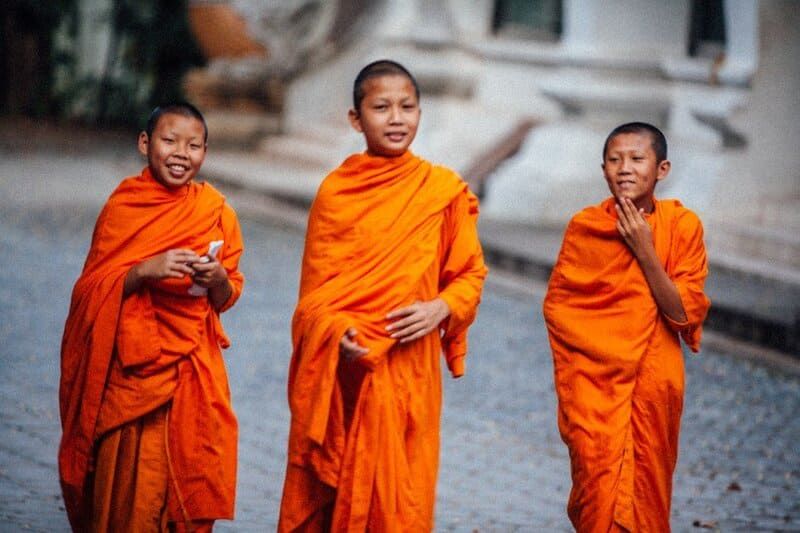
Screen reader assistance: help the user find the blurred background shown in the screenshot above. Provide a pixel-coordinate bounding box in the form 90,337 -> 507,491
6,0 -> 797,350
3,0 -> 798,225
1,1 -> 799,530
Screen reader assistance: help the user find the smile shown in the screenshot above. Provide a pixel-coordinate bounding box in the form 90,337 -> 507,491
168,164 -> 189,175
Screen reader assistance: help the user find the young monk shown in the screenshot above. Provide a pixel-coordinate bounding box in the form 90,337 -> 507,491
543,122 -> 711,532
278,60 -> 488,531
59,102 -> 244,532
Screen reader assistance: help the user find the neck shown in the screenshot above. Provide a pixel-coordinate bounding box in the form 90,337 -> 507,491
634,196 -> 655,214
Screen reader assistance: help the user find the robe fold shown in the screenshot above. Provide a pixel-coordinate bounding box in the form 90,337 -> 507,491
59,167 -> 244,530
279,151 -> 487,532
543,197 -> 710,532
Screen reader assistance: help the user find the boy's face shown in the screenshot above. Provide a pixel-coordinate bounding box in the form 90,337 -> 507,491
602,132 -> 670,213
348,74 -> 420,157
138,113 -> 207,189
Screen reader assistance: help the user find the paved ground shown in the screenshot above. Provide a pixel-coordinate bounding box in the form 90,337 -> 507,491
0,144 -> 798,531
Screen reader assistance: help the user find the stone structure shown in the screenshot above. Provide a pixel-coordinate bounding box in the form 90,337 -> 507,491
185,0 -> 798,267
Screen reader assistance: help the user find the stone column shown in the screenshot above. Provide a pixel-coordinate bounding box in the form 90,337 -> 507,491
711,0 -> 800,230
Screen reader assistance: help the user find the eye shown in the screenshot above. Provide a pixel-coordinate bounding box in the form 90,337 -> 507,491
403,104 -> 416,110
190,143 -> 202,150
632,156 -> 644,161
608,157 -> 619,162
162,137 -> 175,144
373,104 -> 388,111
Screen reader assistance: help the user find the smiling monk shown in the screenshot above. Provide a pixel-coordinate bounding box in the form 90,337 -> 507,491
544,122 -> 711,532
277,60 -> 488,532
59,103 -> 244,532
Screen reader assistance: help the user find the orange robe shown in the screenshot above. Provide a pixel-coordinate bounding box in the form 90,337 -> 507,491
278,151 -> 487,532
59,167 -> 244,530
543,197 -> 710,532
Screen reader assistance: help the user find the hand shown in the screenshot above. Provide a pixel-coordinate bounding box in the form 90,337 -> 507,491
136,249 -> 201,281
190,254 -> 229,289
385,298 -> 450,343
340,327 -> 369,360
615,197 -> 655,260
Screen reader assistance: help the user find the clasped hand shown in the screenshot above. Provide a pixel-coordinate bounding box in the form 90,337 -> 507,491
136,248 -> 227,288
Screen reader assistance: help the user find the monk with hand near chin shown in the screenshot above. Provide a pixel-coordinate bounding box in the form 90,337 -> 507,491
544,122 -> 711,532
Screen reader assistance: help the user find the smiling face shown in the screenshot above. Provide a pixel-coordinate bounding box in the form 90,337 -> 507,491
602,132 -> 670,213
138,112 -> 207,189
348,74 -> 420,157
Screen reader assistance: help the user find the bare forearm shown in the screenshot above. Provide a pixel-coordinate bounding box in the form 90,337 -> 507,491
208,280 -> 233,311
123,264 -> 144,297
637,248 -> 687,323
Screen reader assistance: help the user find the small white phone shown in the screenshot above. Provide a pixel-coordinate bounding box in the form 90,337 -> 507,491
188,240 -> 224,296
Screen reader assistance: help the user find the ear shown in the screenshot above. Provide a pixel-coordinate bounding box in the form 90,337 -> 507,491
347,108 -> 363,133
655,159 -> 671,182
137,131 -> 149,156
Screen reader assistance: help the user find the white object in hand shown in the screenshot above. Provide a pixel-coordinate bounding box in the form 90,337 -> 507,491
188,240 -> 224,296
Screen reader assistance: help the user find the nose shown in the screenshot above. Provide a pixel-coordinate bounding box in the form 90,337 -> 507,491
389,105 -> 403,124
173,142 -> 189,158
619,157 -> 632,173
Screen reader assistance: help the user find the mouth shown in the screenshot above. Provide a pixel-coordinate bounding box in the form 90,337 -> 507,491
167,163 -> 190,177
385,132 -> 407,142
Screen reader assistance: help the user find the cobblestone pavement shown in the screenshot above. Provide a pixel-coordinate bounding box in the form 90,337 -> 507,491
0,151 -> 798,532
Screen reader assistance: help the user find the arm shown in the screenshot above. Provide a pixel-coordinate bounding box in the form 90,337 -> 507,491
436,192 -> 488,333
615,197 -> 687,322
190,259 -> 232,310
191,204 -> 245,312
385,191 -> 487,343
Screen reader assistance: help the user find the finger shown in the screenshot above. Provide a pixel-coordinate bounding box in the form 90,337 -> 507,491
346,327 -> 358,338
340,337 -> 359,350
173,249 -> 202,260
624,198 -> 645,221
616,220 -> 630,241
615,205 -> 631,231
625,198 -> 646,223
386,315 -> 420,332
191,262 -> 215,273
172,263 -> 196,275
344,347 -> 369,360
386,305 -> 416,320
398,327 -> 431,343
391,323 -> 426,340
341,339 -> 369,358
617,199 -> 634,222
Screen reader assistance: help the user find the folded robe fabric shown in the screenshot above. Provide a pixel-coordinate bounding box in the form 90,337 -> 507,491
543,197 -> 710,532
59,167 -> 244,529
279,151 -> 487,531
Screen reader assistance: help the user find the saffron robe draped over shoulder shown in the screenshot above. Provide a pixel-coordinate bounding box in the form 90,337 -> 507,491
59,167 -> 244,530
543,197 -> 710,532
279,151 -> 487,532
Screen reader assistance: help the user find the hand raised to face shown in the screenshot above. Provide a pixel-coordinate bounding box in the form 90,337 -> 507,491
615,197 -> 654,259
